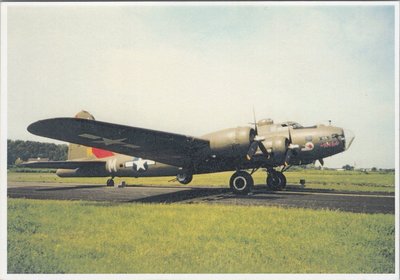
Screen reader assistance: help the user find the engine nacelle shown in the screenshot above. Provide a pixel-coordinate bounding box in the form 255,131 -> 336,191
263,136 -> 289,162
202,127 -> 255,157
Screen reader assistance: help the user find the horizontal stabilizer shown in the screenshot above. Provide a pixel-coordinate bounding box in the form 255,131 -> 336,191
20,160 -> 106,169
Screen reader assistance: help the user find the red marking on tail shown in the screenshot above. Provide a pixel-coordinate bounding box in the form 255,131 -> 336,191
92,148 -> 114,158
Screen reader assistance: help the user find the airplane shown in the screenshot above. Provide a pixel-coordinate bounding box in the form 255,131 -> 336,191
23,110 -> 355,194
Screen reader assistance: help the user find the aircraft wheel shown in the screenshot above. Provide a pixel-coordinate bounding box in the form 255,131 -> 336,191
177,173 -> 193,185
230,171 -> 253,195
106,179 -> 114,187
267,172 -> 282,191
276,172 -> 287,188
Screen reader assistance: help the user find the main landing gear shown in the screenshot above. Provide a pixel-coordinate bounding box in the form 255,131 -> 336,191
266,170 -> 286,191
229,168 -> 287,194
230,171 -> 254,194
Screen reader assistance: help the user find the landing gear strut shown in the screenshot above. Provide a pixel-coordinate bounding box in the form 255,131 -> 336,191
229,171 -> 253,195
106,178 -> 115,187
266,170 -> 286,191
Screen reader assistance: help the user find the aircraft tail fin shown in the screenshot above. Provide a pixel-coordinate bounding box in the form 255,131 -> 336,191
68,110 -> 96,160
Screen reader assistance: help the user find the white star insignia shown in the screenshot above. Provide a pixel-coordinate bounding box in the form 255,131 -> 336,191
131,158 -> 155,171
134,158 -> 147,171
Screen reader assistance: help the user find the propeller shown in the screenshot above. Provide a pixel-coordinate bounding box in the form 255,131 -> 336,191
246,111 -> 299,164
247,141 -> 259,160
284,132 -> 292,166
284,128 -> 300,166
246,109 -> 269,160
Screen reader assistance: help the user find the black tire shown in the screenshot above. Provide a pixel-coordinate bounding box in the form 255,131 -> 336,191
177,173 -> 193,185
230,171 -> 253,194
276,172 -> 287,189
106,179 -> 114,187
267,173 -> 282,191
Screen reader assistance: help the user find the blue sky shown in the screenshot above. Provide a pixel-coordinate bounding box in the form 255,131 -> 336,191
5,3 -> 398,168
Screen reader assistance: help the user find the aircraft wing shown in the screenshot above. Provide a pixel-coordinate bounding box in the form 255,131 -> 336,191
28,118 -> 210,167
21,160 -> 106,169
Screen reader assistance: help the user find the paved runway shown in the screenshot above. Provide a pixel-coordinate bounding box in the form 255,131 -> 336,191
7,182 -> 395,214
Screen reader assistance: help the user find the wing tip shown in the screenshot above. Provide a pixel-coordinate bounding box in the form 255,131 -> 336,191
27,117 -> 74,135
27,118 -> 58,137
27,120 -> 42,135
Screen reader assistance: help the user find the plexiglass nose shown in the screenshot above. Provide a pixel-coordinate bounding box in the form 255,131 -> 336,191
343,129 -> 355,150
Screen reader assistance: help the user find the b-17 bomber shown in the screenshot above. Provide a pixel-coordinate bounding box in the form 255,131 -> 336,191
24,111 -> 355,194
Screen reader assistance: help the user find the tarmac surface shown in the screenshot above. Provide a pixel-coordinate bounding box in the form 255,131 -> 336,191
7,182 -> 395,214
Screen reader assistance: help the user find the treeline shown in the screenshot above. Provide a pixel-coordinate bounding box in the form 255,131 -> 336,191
7,140 -> 68,167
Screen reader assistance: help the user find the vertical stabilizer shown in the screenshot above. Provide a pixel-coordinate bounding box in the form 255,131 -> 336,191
67,110 -> 96,160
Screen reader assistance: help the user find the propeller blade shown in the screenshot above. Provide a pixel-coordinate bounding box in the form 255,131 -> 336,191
247,109 -> 272,160
252,108 -> 258,134
247,139 -> 269,160
284,149 -> 292,166
283,128 -> 295,166
246,141 -> 259,160
258,141 -> 269,157
288,127 -> 292,143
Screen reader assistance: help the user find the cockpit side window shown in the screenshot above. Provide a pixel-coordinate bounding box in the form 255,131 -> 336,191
294,125 -> 317,129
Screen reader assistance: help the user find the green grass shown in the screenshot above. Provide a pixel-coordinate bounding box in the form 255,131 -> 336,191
8,198 -> 395,274
8,169 -> 395,193
282,170 -> 395,193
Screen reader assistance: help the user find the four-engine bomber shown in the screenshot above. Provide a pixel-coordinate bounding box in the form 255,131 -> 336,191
24,111 -> 354,194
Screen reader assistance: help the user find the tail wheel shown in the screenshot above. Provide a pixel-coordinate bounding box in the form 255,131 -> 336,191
230,171 -> 253,195
267,171 -> 286,190
106,179 -> 114,187
177,173 -> 193,185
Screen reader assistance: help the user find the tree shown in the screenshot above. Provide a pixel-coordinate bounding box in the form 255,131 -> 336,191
7,139 -> 68,167
342,164 -> 354,171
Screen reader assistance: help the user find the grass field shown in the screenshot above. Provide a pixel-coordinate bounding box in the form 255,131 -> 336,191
7,169 -> 395,193
8,198 -> 395,274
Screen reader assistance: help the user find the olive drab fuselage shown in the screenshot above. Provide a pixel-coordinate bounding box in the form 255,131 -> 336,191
56,119 -> 354,178
26,111 -> 354,193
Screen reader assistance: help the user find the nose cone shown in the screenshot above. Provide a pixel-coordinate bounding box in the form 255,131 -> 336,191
343,129 -> 355,150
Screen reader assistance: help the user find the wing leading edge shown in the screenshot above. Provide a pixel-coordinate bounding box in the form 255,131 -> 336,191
27,118 -> 210,167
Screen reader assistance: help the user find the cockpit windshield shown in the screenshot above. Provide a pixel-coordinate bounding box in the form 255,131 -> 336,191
280,122 -> 303,129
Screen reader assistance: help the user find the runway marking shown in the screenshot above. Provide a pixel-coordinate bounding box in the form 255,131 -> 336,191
276,190 -> 394,198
